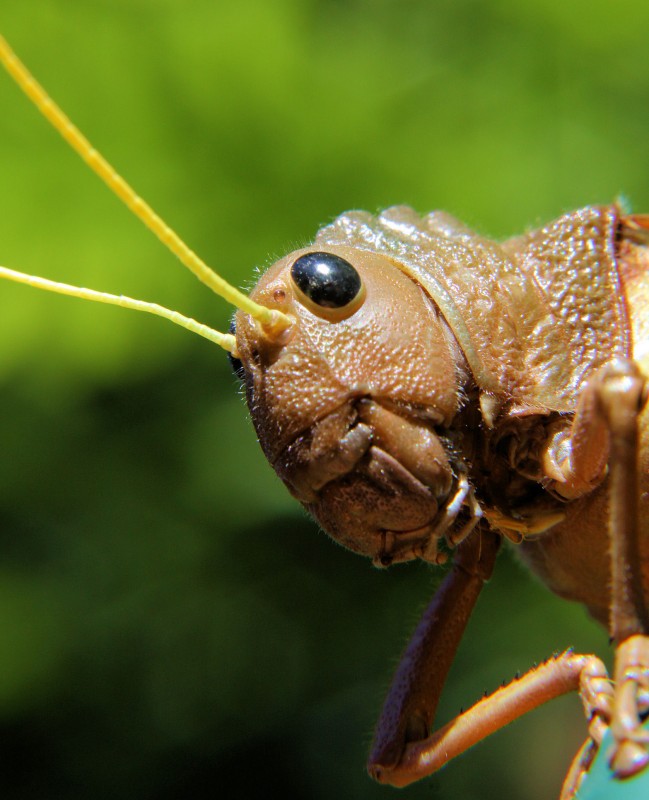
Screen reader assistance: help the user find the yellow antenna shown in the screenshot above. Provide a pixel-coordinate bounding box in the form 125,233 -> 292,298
0,34 -> 292,342
0,266 -> 237,353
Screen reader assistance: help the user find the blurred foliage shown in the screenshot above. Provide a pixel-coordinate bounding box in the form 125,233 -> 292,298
0,1 -> 647,798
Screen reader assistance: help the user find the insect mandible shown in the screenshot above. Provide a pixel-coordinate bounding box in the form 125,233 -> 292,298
1,34 -> 649,800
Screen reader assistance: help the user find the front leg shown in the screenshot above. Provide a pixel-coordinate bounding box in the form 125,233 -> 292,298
598,361 -> 649,778
369,360 -> 649,791
544,359 -> 649,786
368,528 -> 500,779
368,527 -> 612,787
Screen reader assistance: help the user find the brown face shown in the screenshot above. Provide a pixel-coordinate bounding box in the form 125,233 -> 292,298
234,245 -> 463,565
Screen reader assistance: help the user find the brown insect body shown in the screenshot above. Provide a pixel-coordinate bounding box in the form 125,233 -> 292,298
236,204 -> 649,791
236,205 -> 644,583
519,215 -> 649,625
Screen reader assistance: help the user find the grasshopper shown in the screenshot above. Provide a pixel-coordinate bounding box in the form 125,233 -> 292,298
1,34 -> 648,799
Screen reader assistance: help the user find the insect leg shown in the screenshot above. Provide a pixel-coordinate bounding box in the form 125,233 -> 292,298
367,527 -> 500,785
559,657 -> 616,799
370,636 -> 610,789
596,359 -> 649,778
542,379 -> 613,501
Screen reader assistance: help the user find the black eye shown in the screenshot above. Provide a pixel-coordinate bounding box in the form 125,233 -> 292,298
290,252 -> 362,309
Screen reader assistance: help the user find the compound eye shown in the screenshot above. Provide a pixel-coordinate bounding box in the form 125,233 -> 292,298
290,252 -> 363,313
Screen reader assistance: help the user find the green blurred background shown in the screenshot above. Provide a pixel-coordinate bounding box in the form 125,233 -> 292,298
0,1 -> 647,798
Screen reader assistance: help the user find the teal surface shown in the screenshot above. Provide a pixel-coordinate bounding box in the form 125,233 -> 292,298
576,721 -> 649,799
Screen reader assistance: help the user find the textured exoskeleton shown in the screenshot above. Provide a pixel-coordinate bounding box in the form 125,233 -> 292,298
235,204 -> 649,797
236,205 -> 633,564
